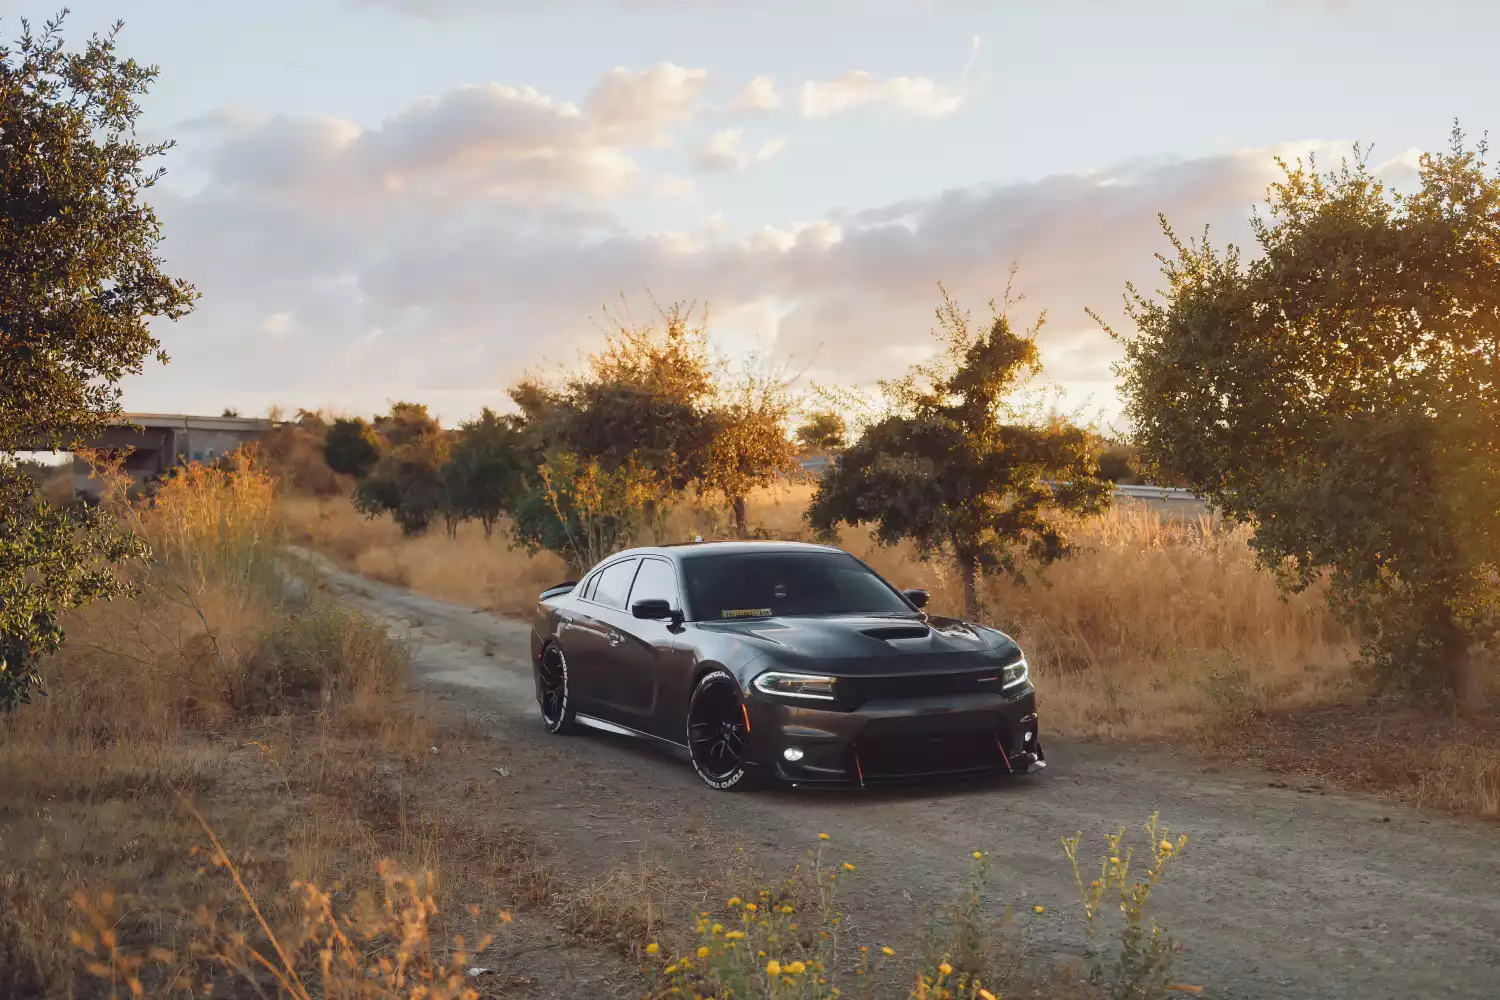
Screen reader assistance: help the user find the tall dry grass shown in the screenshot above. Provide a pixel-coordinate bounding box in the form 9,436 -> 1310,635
0,456 -> 425,996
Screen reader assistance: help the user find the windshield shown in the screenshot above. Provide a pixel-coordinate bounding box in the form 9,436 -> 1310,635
681,550 -> 915,621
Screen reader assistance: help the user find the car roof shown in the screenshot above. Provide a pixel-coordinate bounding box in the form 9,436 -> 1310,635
602,539 -> 846,563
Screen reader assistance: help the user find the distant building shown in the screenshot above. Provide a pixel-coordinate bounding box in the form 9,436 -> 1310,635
69,412 -> 272,501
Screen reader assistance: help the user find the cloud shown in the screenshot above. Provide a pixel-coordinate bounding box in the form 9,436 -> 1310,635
729,76 -> 780,113
799,72 -> 964,119
692,128 -> 788,171
132,82 -> 1397,425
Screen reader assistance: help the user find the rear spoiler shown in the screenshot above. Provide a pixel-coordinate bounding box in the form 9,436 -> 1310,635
539,581 -> 577,602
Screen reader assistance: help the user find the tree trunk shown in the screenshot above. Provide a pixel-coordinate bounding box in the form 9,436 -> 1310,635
732,496 -> 748,538
1443,627 -> 1486,715
957,550 -> 979,623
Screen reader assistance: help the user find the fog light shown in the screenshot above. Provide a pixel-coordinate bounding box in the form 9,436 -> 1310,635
783,747 -> 805,762
1024,731 -> 1033,743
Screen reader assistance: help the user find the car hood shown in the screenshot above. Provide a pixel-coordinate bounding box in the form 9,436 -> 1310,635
694,614 -> 1021,675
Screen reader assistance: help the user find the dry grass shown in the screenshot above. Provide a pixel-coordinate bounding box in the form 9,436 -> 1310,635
0,458 -> 506,996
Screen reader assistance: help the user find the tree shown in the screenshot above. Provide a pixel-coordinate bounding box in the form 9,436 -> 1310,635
795,410 -> 847,453
442,408 -> 527,539
808,287 -> 1112,620
322,417 -> 382,478
0,13 -> 194,708
352,404 -> 449,536
1105,129 -> 1500,706
700,369 -> 799,537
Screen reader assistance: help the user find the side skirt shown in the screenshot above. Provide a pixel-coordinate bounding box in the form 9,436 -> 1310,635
574,713 -> 690,754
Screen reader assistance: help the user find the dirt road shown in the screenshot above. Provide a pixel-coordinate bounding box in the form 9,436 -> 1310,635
298,551 -> 1500,1000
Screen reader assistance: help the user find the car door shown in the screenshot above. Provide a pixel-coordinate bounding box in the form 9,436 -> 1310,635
562,557 -> 639,719
607,556 -> 690,738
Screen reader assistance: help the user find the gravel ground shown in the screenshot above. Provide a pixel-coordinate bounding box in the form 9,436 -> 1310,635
295,549 -> 1500,1000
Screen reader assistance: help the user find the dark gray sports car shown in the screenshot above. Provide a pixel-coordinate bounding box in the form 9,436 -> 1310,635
528,540 -> 1044,790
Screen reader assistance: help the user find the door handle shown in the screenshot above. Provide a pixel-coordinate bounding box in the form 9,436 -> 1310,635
607,631 -> 623,646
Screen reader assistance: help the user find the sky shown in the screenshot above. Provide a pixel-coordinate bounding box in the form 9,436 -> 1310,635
5,0 -> 1496,430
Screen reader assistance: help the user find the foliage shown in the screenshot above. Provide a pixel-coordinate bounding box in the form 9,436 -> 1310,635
1095,440 -> 1139,484
646,823 -> 1195,1000
513,304 -> 718,489
0,461 -> 145,710
0,12 -> 192,710
510,450 -> 679,574
1062,813 -> 1191,1000
1106,128 -> 1500,704
0,11 -> 197,450
795,410 -> 848,453
322,416 -> 382,478
700,367 -> 800,537
808,286 -> 1113,620
352,404 -> 451,536
442,408 -> 528,539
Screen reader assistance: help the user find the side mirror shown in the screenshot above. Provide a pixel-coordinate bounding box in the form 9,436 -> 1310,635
903,588 -> 929,609
632,598 -> 680,622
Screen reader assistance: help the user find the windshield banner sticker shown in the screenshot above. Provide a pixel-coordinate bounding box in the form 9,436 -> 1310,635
722,608 -> 773,618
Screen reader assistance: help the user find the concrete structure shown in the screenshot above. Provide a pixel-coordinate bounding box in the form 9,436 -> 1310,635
69,412 -> 272,501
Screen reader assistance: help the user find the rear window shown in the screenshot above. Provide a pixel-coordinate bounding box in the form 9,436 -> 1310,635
682,550 -> 912,621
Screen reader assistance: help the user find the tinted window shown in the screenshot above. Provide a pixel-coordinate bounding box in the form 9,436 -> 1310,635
628,558 -> 679,609
580,572 -> 599,601
592,558 -> 640,609
682,551 -> 912,620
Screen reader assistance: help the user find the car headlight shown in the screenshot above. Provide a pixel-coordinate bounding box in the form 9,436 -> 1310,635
1001,656 -> 1029,690
752,671 -> 838,701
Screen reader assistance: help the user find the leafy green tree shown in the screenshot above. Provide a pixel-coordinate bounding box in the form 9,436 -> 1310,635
795,410 -> 847,453
808,288 -> 1112,620
441,407 -> 527,539
0,13 -> 194,708
1095,439 -> 1138,484
352,404 -> 449,536
1106,130 -> 1500,705
322,416 -> 382,478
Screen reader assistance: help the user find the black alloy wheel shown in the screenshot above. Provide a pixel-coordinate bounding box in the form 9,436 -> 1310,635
686,670 -> 757,790
538,643 -> 574,734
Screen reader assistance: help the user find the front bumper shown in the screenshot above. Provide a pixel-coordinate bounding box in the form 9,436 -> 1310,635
746,685 -> 1043,788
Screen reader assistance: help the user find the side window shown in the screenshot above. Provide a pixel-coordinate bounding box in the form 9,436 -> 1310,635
628,558 -> 679,610
580,572 -> 600,601
592,558 -> 640,610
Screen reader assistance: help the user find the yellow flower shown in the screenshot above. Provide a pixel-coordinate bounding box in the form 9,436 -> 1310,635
818,833 -> 830,840
746,902 -> 759,912
1109,857 -> 1120,865
664,964 -> 679,975
1160,840 -> 1174,852
697,946 -> 710,959
972,851 -> 983,860
1034,905 -> 1046,914
711,923 -> 724,934
882,947 -> 895,957
781,905 -> 794,914
728,897 -> 742,907
725,931 -> 745,941
939,962 -> 953,976
645,943 -> 660,956
980,991 -> 998,1000
766,960 -> 782,976
787,961 -> 807,975
842,863 -> 855,872
1091,880 -> 1101,889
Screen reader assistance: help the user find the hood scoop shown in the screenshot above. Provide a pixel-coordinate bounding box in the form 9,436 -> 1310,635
861,624 -> 933,642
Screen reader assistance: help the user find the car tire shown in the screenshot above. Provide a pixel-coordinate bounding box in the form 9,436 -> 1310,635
538,642 -> 576,735
686,669 -> 761,792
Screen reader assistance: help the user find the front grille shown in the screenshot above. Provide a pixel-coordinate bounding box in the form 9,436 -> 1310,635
853,732 -> 1006,784
839,668 -> 1002,709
